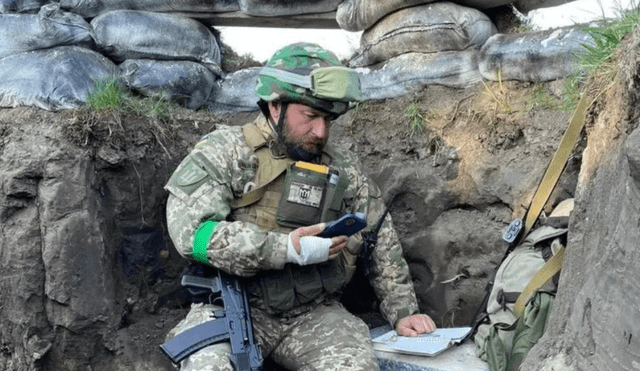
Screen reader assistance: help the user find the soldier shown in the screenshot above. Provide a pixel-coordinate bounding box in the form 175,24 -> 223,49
164,42 -> 436,371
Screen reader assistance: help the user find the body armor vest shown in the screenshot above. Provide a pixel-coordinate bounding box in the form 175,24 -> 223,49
231,122 -> 354,314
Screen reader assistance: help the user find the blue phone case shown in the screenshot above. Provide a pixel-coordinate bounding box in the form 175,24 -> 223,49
318,212 -> 367,238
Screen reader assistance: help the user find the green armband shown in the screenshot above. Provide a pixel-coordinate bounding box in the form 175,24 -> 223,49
192,220 -> 219,263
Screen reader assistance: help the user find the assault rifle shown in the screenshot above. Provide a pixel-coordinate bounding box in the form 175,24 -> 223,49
160,270 -> 263,371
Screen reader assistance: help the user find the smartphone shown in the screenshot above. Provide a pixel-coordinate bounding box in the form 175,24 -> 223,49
318,212 -> 367,238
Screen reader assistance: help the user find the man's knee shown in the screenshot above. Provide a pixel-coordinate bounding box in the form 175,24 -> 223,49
179,343 -> 235,371
167,304 -> 235,371
273,303 -> 379,371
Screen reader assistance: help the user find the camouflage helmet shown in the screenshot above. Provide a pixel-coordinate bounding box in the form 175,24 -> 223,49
256,42 -> 362,117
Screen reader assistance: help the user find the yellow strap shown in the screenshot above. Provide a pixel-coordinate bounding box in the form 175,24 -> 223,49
513,246 -> 565,317
294,161 -> 329,174
521,94 -> 589,239
510,96 -> 589,317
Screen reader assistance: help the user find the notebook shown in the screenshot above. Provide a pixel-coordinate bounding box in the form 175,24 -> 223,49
372,327 -> 472,357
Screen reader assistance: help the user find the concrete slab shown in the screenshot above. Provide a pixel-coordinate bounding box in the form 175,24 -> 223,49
371,326 -> 489,371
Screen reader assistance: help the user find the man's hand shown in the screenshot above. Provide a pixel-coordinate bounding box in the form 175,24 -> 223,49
396,314 -> 437,337
287,223 -> 348,265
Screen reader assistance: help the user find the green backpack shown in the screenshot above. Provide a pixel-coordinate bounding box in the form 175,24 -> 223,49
474,221 -> 568,371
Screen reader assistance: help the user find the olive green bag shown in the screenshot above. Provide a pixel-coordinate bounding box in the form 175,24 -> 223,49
484,291 -> 554,371
474,224 -> 567,371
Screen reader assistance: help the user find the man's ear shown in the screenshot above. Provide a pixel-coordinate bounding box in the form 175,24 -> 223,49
267,101 -> 280,123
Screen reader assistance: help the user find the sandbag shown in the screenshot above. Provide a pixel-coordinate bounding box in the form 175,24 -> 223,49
119,59 -> 218,110
91,10 -> 221,71
353,2 -> 496,67
205,67 -> 260,112
479,27 -> 594,82
0,46 -> 118,111
239,0 -> 342,16
59,0 -> 239,19
356,48 -> 483,100
515,0 -> 576,13
337,0 -> 512,32
0,4 -> 94,59
0,0 -> 47,13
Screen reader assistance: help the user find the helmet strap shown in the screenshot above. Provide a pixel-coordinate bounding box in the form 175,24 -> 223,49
275,101 -> 289,139
257,100 -> 287,143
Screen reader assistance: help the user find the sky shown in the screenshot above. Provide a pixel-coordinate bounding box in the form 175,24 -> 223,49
217,0 -> 639,63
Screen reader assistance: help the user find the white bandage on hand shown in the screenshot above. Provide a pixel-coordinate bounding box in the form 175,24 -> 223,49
286,234 -> 332,265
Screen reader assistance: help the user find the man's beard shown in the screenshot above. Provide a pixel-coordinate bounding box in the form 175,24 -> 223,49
282,133 -> 324,161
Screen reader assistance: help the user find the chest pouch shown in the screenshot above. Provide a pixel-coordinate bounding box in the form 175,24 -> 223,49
277,162 -> 347,228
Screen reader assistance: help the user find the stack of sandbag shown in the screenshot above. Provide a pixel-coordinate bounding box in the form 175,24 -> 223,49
356,49 -> 483,100
337,0 -> 512,32
0,4 -> 95,59
204,67 -> 261,112
91,10 -> 222,109
58,0 -> 239,18
0,1 -> 225,111
119,59 -> 219,110
351,2 -> 495,66
515,0 -> 574,13
479,27 -> 595,82
352,2 -> 495,100
239,0 -> 342,16
0,0 -> 48,13
0,4 -> 117,110
0,46 -> 118,110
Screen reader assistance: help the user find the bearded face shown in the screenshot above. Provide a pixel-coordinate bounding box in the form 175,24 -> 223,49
270,102 -> 332,161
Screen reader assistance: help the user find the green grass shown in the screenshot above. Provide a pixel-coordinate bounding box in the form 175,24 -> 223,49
404,100 -> 440,136
579,8 -> 640,80
561,3 -> 640,110
405,101 -> 427,135
86,76 -> 123,110
85,76 -> 176,121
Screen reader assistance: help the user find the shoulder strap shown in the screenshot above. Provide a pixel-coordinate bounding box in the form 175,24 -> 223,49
232,123 -> 292,209
243,121 -> 269,149
505,95 -> 588,313
513,247 -> 565,317
518,93 -> 590,243
232,148 -> 290,209
469,94 -> 590,331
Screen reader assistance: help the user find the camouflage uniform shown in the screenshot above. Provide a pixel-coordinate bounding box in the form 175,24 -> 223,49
164,43 -> 419,371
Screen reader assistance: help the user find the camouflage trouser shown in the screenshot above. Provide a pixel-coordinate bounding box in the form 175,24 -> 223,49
166,301 -> 379,371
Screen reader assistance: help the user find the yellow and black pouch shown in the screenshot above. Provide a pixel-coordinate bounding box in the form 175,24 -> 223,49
276,162 -> 348,228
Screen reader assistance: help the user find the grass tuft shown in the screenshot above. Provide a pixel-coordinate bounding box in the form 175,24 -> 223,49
85,76 -> 176,122
86,76 -> 124,110
560,4 -> 640,111
405,100 -> 427,135
482,72 -> 514,114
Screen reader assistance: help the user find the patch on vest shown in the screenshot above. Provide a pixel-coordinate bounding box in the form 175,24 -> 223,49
287,181 -> 323,208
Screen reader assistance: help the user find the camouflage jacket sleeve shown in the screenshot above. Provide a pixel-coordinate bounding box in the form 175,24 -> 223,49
164,125 -> 288,277
340,148 -> 420,327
